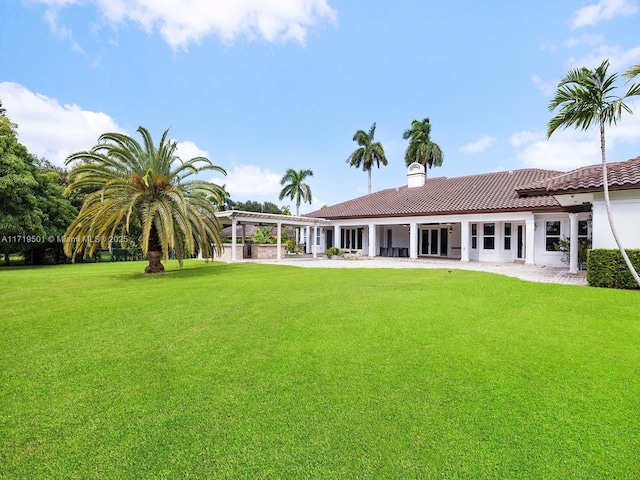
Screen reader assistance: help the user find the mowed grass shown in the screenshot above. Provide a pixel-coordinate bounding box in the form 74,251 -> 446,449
1,261 -> 639,479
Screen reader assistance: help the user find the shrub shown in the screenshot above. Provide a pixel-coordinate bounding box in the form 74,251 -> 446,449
325,247 -> 344,258
284,238 -> 296,253
587,249 -> 640,289
249,227 -> 276,244
554,237 -> 591,269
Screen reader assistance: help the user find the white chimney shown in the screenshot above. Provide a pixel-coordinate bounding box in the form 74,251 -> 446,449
407,162 -> 425,188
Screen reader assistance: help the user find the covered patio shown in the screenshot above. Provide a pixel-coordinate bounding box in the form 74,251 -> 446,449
213,210 -> 328,261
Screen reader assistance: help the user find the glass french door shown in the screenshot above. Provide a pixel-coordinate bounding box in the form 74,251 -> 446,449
420,227 -> 448,256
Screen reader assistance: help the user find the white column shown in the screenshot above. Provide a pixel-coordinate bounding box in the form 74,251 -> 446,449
460,221 -> 470,262
312,225 -> 318,258
409,222 -> 418,259
368,224 -> 376,257
525,217 -> 535,265
277,222 -> 282,261
231,218 -> 237,262
335,225 -> 341,250
569,213 -> 578,274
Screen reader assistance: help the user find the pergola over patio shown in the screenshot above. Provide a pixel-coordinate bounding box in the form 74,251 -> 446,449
214,210 -> 329,261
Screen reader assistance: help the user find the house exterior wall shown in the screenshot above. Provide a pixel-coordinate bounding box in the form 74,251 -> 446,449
318,210 -> 598,268
592,190 -> 640,249
532,214 -> 567,268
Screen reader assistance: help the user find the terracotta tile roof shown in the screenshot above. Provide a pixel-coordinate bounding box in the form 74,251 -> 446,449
306,168 -> 564,220
516,157 -> 640,195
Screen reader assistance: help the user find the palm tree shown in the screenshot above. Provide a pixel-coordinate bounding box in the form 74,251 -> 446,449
279,168 -> 313,216
623,63 -> 640,80
346,122 -> 388,194
63,126 -> 227,274
547,59 -> 640,287
402,118 -> 443,175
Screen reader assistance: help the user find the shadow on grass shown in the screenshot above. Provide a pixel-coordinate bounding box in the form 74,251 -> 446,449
117,260 -> 250,281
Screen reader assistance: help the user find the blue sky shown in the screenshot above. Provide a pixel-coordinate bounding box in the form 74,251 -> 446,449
2,0 -> 640,214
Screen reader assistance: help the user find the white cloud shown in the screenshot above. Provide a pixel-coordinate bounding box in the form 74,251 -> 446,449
531,74 -> 557,97
175,141 -> 209,162
564,33 -> 604,47
566,44 -> 640,70
515,129 -> 601,170
210,164 -> 281,198
34,0 -> 337,50
510,130 -> 542,148
572,0 -> 638,28
513,112 -> 640,170
44,9 -> 72,38
0,82 -> 124,166
460,135 -> 495,154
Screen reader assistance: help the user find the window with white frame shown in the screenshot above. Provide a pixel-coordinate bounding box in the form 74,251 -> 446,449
504,222 -> 511,250
483,223 -> 495,249
578,220 -> 589,241
341,228 -> 363,249
471,224 -> 477,249
545,221 -> 561,251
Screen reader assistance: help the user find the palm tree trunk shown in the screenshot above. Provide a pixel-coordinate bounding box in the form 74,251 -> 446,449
145,224 -> 165,274
368,169 -> 372,194
600,124 -> 640,287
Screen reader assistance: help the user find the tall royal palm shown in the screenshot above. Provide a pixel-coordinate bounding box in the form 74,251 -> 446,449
279,168 -> 313,216
402,117 -> 443,175
548,59 -> 640,287
64,126 -> 227,274
346,122 -> 388,194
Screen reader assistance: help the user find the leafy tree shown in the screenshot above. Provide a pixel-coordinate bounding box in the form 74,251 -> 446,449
0,113 -> 78,265
24,159 -> 78,264
0,116 -> 45,265
63,126 -> 227,274
547,59 -> 640,287
346,122 -> 388,194
0,100 -> 6,117
261,201 -> 282,214
279,168 -> 313,216
227,199 -> 284,214
402,117 -> 443,175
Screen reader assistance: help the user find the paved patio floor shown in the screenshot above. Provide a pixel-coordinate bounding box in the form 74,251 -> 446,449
256,255 -> 589,286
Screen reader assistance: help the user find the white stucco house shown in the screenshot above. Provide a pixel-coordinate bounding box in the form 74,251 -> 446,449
296,156 -> 640,273
212,157 -> 640,273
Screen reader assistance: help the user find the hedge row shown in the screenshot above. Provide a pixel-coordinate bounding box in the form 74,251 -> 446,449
587,249 -> 640,289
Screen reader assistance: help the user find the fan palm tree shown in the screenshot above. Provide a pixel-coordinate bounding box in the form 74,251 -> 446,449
63,126 -> 227,274
279,168 -> 313,216
402,117 -> 443,175
547,59 -> 640,287
346,122 -> 388,194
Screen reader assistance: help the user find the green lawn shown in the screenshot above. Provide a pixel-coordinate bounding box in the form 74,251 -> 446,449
1,260 -> 639,479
